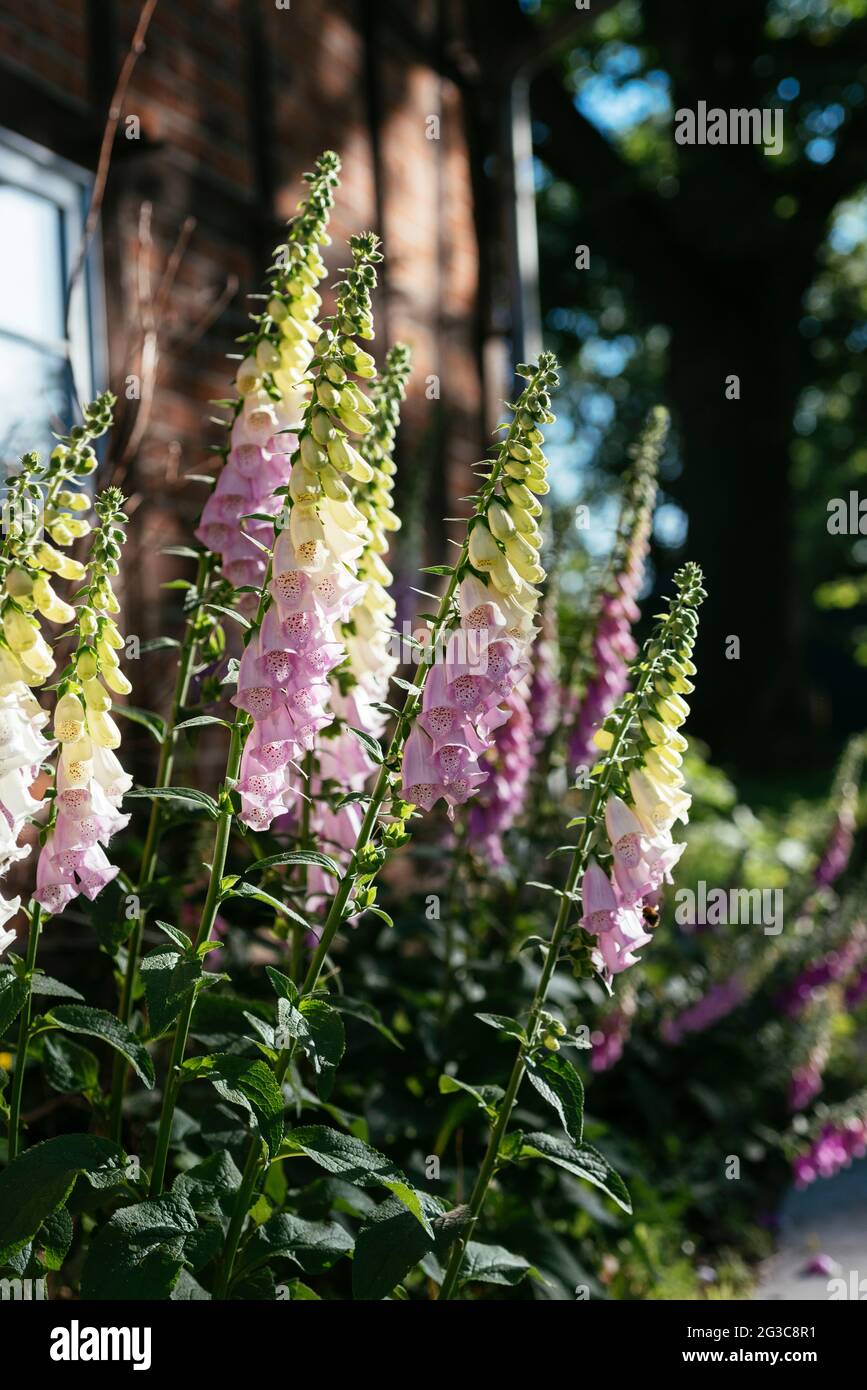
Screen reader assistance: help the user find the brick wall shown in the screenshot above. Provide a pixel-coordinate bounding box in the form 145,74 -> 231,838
0,0 -> 503,777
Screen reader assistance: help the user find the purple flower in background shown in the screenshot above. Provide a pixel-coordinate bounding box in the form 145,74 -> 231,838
814,806 -> 856,888
788,1054 -> 826,1113
793,1117 -> 867,1188
527,591 -> 560,753
661,973 -> 748,1045
590,1003 -> 635,1073
467,681 -> 534,866
778,925 -> 867,1018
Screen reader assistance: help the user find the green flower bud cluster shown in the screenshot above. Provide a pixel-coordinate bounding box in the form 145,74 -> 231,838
593,562 -> 706,801
0,392 -> 115,689
287,232 -> 385,511
235,151 -> 341,405
350,341 -> 411,590
538,1011 -> 568,1052
55,488 -> 131,747
464,352 -> 560,598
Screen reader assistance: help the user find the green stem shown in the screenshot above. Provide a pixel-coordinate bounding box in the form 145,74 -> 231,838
291,749 -> 315,983
7,902 -> 44,1163
213,1135 -> 264,1299
109,551 -> 212,1141
438,611 -> 681,1299
148,712 -> 248,1196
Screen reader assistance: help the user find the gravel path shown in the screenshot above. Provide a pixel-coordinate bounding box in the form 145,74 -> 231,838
755,1158 -> 867,1301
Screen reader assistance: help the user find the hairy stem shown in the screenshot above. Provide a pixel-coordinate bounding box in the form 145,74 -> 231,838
148,712 -> 248,1195
109,550 -> 212,1141
7,902 -> 44,1162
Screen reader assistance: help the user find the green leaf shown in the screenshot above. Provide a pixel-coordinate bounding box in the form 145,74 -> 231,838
520,1133 -> 632,1213
278,1279 -> 320,1300
184,1055 -> 284,1157
331,996 -> 403,1050
46,1005 -> 155,1088
353,1195 -> 441,1300
0,1135 -> 126,1264
81,1195 -> 198,1300
227,880 -> 309,929
0,973 -> 29,1036
205,603 -> 251,629
37,1206 -> 74,1271
345,726 -> 384,764
160,545 -> 201,560
174,715 -> 231,732
125,786 -> 220,819
239,1213 -> 353,1278
459,1241 -> 533,1288
140,947 -> 203,1038
243,850 -> 341,879
155,920 -> 193,952
140,635 -> 182,652
265,967 -> 298,1005
281,1126 -> 405,1185
29,974 -> 84,1000
475,1012 -> 527,1042
438,1074 -> 500,1118
419,564 -> 453,576
42,1034 -> 100,1096
298,1000 -> 345,1100
112,705 -> 166,743
526,1053 -> 584,1144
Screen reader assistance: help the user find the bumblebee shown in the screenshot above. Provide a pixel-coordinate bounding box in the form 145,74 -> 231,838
641,902 -> 660,931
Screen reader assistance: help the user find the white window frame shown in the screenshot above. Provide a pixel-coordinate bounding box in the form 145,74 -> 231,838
0,127 -> 107,439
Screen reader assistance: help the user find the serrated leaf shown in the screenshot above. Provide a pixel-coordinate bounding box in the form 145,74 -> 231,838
174,715 -> 231,732
520,1133 -> 632,1213
475,1012 -> 527,1042
244,850 -> 341,879
0,973 -> 29,1036
205,603 -> 251,629
438,1074 -> 501,1117
112,705 -> 167,743
265,966 -> 299,1005
331,996 -> 403,1050
526,1054 -> 584,1143
46,1005 -> 155,1088
81,1195 -> 198,1300
126,786 -> 220,819
36,1206 -> 74,1271
29,974 -> 84,1001
227,880 -> 309,929
352,1194 -> 442,1300
0,1135 -> 126,1264
184,1055 -> 284,1156
459,1241 -> 534,1288
239,1213 -> 353,1278
345,726 -> 384,764
140,947 -> 203,1038
42,1034 -> 100,1096
298,1000 -> 345,1100
154,920 -> 193,952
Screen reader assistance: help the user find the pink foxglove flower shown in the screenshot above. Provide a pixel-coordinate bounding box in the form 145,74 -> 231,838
579,858 -> 653,979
